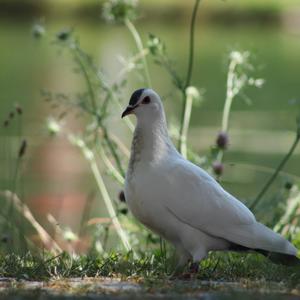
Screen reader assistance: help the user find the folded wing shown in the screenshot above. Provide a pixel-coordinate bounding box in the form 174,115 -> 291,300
163,158 -> 297,256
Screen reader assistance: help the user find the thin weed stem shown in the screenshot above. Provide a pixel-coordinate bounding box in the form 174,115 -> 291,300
97,143 -> 125,185
0,191 -> 62,255
221,59 -> 237,133
185,0 -> 200,89
180,89 -> 194,158
73,137 -> 132,252
109,133 -> 130,158
72,46 -> 126,177
250,134 -> 300,210
112,48 -> 150,86
178,0 -> 201,153
215,56 -> 239,168
72,45 -> 97,112
102,127 -> 125,178
125,18 -> 152,87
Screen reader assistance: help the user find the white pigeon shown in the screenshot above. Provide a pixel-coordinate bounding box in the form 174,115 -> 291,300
122,88 -> 299,274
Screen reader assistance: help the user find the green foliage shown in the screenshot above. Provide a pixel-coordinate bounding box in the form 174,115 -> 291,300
0,252 -> 299,287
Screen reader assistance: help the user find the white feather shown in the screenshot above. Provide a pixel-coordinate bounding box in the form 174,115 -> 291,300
123,88 -> 298,265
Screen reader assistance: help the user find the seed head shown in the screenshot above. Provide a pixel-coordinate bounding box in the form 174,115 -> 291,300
212,161 -> 224,176
15,104 -> 23,115
118,190 -> 126,202
119,208 -> 128,215
32,24 -> 45,39
56,29 -> 72,41
216,132 -> 229,149
284,181 -> 293,191
230,51 -> 249,65
1,234 -> 11,244
102,0 -> 138,23
3,120 -> 9,128
9,111 -> 14,119
147,34 -> 165,56
18,139 -> 27,158
47,118 -> 61,135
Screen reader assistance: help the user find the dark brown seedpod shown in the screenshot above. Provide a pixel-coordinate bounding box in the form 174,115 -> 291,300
284,181 -> 293,190
216,131 -> 229,149
18,139 -> 27,158
1,234 -> 11,244
57,29 -> 71,41
9,111 -> 15,119
15,104 -> 23,115
119,208 -> 128,215
118,190 -> 126,202
3,120 -> 9,128
212,161 -> 224,176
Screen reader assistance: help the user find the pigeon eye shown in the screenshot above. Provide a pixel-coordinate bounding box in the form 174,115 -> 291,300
142,96 -> 151,104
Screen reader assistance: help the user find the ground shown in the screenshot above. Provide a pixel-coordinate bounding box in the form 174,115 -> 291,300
0,277 -> 300,300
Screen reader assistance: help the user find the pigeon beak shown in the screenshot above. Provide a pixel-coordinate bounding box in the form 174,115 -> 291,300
121,105 -> 138,118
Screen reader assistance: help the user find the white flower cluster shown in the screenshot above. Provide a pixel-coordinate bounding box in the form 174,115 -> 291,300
230,50 -> 250,65
228,50 -> 265,99
46,117 -> 61,135
102,0 -> 138,23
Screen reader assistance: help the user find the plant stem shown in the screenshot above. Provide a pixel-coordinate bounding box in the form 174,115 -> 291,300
250,135 -> 300,210
1,191 -> 62,255
221,59 -> 236,133
78,49 -> 134,132
273,192 -> 300,234
73,47 -> 126,177
102,127 -> 126,178
110,133 -> 130,158
89,153 -> 131,252
125,18 -> 152,87
72,45 -> 97,113
74,138 -> 132,252
185,0 -> 200,89
96,72 -> 134,132
215,58 -> 238,168
178,0 -> 200,152
98,143 -> 125,185
112,48 -> 150,85
180,90 -> 194,158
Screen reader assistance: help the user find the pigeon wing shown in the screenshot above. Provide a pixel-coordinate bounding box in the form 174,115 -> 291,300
162,158 -> 297,255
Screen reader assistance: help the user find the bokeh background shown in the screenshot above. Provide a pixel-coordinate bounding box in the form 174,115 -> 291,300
0,0 -> 300,252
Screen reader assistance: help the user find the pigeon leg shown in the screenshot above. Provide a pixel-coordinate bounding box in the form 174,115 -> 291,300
177,261 -> 200,280
169,248 -> 191,279
189,262 -> 199,273
179,249 -> 207,279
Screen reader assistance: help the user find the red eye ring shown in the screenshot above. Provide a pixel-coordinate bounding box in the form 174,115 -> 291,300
142,96 -> 151,104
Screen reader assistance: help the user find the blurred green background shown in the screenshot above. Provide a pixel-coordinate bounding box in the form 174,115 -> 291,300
0,0 -> 300,243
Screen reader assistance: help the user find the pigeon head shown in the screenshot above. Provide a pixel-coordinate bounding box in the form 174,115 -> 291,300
121,88 -> 164,121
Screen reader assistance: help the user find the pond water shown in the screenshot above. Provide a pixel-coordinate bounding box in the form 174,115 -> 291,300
0,17 -> 300,233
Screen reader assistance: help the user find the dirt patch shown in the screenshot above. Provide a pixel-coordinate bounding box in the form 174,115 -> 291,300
1,277 -> 300,299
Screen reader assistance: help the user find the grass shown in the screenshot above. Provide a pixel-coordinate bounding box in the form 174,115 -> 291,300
0,251 -> 299,290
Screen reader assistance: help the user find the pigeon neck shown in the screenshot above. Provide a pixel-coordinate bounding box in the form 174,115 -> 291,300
135,114 -> 177,162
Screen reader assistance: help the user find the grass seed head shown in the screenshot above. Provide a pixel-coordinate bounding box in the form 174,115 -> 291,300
212,161 -> 224,176
216,131 -> 229,149
18,139 -> 27,158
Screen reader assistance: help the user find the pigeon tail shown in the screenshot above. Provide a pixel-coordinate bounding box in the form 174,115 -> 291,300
251,222 -> 298,256
266,252 -> 300,266
229,222 -> 299,266
229,244 -> 300,266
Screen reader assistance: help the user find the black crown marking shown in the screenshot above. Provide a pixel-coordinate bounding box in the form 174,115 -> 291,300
129,88 -> 146,106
